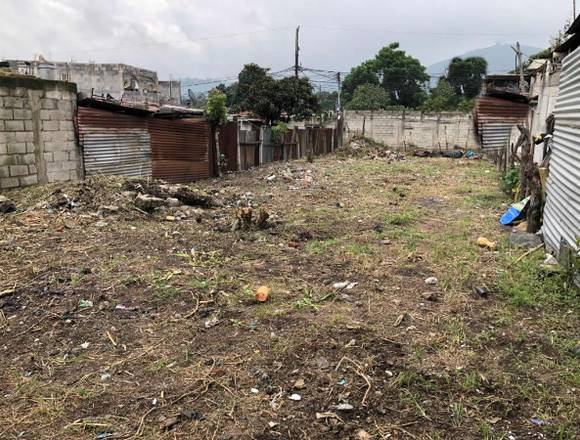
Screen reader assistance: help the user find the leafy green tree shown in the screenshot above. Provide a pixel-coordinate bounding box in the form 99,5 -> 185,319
205,89 -> 227,126
447,57 -> 487,99
342,43 -> 429,109
374,43 -> 430,108
319,91 -> 338,112
216,83 -> 239,112
346,84 -> 391,110
232,64 -> 319,123
341,61 -> 379,104
277,76 -> 320,121
421,79 -> 457,112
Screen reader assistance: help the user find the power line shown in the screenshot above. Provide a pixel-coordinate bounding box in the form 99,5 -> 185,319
53,27 -> 295,56
301,24 -> 547,37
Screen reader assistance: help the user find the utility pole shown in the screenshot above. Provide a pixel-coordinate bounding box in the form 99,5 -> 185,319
511,42 -> 526,94
295,26 -> 300,78
336,72 -> 342,111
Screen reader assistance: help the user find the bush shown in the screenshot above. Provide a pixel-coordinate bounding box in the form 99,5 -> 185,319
500,167 -> 520,197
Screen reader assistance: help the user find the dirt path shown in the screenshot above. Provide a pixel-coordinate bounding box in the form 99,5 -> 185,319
0,156 -> 577,439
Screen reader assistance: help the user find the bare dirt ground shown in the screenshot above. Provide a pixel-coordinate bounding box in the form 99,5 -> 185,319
1,154 -> 578,439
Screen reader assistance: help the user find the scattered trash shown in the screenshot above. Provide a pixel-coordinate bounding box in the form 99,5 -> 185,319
477,237 -> 498,251
543,254 -> 558,266
95,220 -> 109,228
333,281 -> 358,290
529,417 -> 547,427
159,409 -> 202,431
316,412 -> 342,421
255,285 -> 271,303
337,378 -> 348,386
165,197 -> 180,207
394,313 -> 408,327
293,378 -> 306,390
268,421 -> 279,428
204,316 -> 221,329
385,370 -> 394,377
333,403 -> 354,411
165,215 -> 176,222
515,221 -> 528,232
134,194 -> 165,212
80,342 -> 90,349
98,205 -> 119,216
0,195 -> 16,214
500,197 -> 530,226
357,430 -> 372,440
100,373 -> 111,381
250,388 -> 259,394
78,299 -> 94,309
424,277 -> 438,286
421,291 -> 438,301
473,286 -> 489,298
288,393 -> 302,401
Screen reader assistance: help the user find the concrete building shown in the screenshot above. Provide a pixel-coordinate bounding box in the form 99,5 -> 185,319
0,57 -> 181,107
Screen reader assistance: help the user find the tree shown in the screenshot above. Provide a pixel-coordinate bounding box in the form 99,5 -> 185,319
205,89 -> 227,127
318,91 -> 338,112
374,43 -> 430,108
216,83 -> 239,112
346,84 -> 391,110
447,57 -> 487,99
341,61 -> 379,104
277,76 -> 320,121
233,64 -> 319,123
342,43 -> 429,109
421,79 -> 456,112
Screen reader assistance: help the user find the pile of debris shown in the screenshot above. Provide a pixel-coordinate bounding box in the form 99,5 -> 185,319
338,135 -> 405,162
2,175 -> 216,223
413,148 -> 479,159
264,166 -> 316,189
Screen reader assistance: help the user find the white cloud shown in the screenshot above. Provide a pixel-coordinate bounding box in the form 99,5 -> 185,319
0,0 -> 573,80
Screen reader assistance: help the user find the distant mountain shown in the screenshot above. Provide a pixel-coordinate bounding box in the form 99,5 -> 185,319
427,43 -> 544,86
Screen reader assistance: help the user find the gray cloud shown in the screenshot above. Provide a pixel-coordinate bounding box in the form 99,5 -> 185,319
0,0 -> 573,80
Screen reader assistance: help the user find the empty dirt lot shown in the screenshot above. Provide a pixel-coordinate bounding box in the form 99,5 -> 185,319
1,154 -> 578,439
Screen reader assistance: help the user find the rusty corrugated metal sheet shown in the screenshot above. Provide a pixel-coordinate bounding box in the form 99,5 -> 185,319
149,118 -> 213,183
475,97 -> 529,150
77,106 -> 152,177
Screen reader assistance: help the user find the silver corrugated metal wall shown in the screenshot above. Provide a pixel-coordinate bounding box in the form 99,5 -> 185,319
543,45 -> 580,255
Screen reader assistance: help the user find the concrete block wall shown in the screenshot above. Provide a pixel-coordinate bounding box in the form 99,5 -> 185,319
344,110 -> 478,150
0,76 -> 80,189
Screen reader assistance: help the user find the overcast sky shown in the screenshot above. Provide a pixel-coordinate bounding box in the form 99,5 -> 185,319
0,0 -> 573,81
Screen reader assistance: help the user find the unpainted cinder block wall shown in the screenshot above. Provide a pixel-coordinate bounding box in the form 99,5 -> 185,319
0,76 -> 80,189
344,110 -> 479,150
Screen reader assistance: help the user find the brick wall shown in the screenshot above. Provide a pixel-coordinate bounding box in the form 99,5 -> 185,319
0,76 -> 80,189
344,110 -> 478,150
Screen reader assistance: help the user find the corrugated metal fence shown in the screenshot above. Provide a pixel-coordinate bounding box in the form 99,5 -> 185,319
77,106 -> 214,183
78,107 -> 152,178
543,45 -> 580,256
475,97 -> 529,151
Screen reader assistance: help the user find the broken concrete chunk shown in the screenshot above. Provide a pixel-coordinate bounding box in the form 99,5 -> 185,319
508,232 -> 543,250
134,194 -> 164,211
